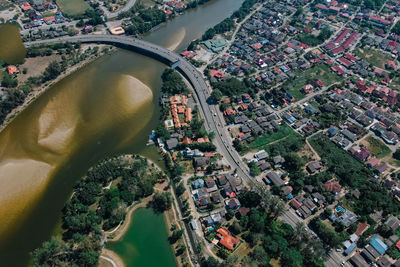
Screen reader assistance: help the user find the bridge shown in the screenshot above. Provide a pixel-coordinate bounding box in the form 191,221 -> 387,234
24,33 -> 253,174
25,35 -> 217,131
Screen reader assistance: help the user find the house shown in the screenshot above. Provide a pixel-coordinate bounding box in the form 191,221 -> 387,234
193,157 -> 210,171
273,155 -> 285,165
348,147 -> 371,161
370,235 -> 388,255
211,192 -> 221,204
265,171 -> 284,186
216,174 -> 229,186
350,254 -> 369,267
216,228 -> 239,250
166,138 -> 178,150
238,207 -> 250,217
205,177 -> 218,192
254,150 -> 269,160
307,161 -> 322,173
192,178 -> 205,189
7,65 -> 19,75
323,179 -> 341,193
385,215 -> 400,231
341,129 -> 357,142
327,126 -> 339,137
226,198 -> 241,210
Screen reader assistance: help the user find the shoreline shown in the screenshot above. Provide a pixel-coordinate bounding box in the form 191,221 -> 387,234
104,194 -> 153,242
101,248 -> 125,267
0,45 -> 112,134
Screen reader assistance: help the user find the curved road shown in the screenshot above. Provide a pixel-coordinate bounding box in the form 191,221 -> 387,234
24,35 -> 251,182
97,0 -> 137,19
24,34 -> 343,267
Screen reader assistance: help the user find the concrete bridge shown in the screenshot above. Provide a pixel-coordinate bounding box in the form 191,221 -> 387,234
24,35 -> 216,131
24,33 -> 253,188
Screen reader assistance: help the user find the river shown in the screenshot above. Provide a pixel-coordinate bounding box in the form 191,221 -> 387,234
0,0 -> 243,265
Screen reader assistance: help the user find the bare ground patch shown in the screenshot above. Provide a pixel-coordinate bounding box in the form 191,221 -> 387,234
17,55 -> 61,83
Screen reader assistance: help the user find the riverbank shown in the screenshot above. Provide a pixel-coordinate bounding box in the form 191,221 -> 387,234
100,248 -> 125,267
104,194 -> 153,242
0,44 -> 112,133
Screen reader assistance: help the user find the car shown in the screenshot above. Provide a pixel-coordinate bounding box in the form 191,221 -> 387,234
340,262 -> 345,266
336,249 -> 342,252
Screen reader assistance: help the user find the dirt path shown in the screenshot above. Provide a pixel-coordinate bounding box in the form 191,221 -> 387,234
305,138 -> 321,161
104,194 -> 153,242
100,249 -> 125,267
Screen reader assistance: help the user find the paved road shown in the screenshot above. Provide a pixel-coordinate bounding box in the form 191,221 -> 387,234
25,34 -> 346,266
20,20 -> 81,35
96,0 -> 137,19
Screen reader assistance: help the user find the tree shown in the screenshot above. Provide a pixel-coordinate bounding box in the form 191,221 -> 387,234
280,248 -> 303,267
250,245 -> 270,265
225,209 -> 235,221
169,229 -> 184,243
393,148 -> 400,160
238,191 -> 261,208
152,192 -> 172,213
176,182 -> 186,196
210,89 -> 223,103
31,237 -> 70,266
1,73 -> 18,88
284,153 -> 304,172
42,61 -> 64,82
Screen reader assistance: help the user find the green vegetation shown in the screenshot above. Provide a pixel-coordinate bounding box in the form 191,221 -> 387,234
283,64 -> 340,101
1,72 -> 18,88
232,0 -> 258,22
202,18 -> 235,40
310,218 -> 346,248
354,48 -> 392,69
56,0 -> 91,17
151,191 -> 173,213
309,134 -> 400,216
161,68 -> 189,95
200,195 -> 325,266
392,21 -> 400,35
366,136 -> 391,158
297,27 -> 333,46
31,155 -> 162,266
211,77 -> 253,97
249,124 -> 298,150
0,89 -> 26,124
121,4 -> 166,35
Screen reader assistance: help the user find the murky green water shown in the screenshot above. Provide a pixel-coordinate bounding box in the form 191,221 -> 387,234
107,208 -> 176,267
0,24 -> 26,64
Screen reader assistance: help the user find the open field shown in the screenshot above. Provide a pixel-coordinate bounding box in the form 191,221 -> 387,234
56,0 -> 91,16
283,64 -> 341,101
354,48 -> 393,69
249,124 -> 297,150
365,135 -> 391,158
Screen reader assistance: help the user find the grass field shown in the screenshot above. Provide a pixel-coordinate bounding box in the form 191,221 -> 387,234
56,0 -> 91,16
283,64 -> 341,101
249,124 -> 297,149
354,48 -> 393,69
366,136 -> 391,158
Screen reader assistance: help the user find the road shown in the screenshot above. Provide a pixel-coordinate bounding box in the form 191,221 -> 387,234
25,34 -> 346,266
20,20 -> 82,35
96,0 -> 137,19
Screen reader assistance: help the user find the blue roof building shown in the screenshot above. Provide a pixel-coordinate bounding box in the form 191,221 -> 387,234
328,126 -> 339,137
192,179 -> 205,189
345,243 -> 356,255
370,235 -> 388,255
